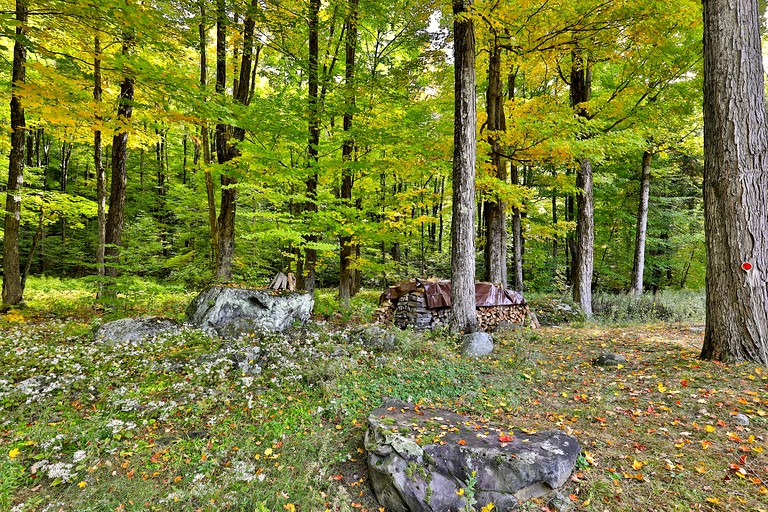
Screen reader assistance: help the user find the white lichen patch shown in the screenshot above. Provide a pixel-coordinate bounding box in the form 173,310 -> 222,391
517,451 -> 537,464
540,440 -> 565,455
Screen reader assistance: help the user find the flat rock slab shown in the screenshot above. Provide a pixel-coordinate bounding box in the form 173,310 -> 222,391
186,285 -> 313,338
94,316 -> 181,344
366,399 -> 580,512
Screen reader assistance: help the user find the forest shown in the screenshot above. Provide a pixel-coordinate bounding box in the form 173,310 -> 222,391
2,1 -> 768,510
0,0 -> 706,304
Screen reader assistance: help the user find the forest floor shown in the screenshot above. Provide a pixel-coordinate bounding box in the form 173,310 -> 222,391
0,279 -> 766,512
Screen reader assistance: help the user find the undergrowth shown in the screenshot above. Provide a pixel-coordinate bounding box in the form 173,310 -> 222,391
0,279 -> 764,512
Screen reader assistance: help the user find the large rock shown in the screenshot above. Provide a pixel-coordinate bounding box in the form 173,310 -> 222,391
366,399 -> 580,512
186,285 -> 313,337
94,316 -> 181,344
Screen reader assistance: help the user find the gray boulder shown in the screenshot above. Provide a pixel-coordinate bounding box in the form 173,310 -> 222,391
461,332 -> 494,357
186,285 -> 313,338
94,316 -> 181,344
356,326 -> 398,352
366,399 -> 580,512
592,354 -> 627,367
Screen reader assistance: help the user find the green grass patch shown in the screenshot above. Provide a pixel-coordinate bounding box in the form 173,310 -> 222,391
1,279 -> 765,511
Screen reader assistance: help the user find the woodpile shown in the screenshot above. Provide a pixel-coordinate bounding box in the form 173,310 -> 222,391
373,300 -> 396,324
269,272 -> 296,291
476,304 -> 529,331
373,279 -> 538,331
376,292 -> 533,331
394,292 -> 433,330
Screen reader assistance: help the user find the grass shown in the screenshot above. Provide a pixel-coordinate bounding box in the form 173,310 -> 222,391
0,278 -> 766,511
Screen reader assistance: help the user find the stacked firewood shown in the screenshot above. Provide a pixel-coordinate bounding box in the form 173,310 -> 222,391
476,305 -> 529,331
375,295 -> 536,331
373,300 -> 396,324
394,292 -> 432,330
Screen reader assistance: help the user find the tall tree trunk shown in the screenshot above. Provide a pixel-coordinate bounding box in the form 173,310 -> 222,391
451,0 -> 477,333
511,165 -> 524,292
2,0 -> 28,305
214,0 -> 258,281
630,150 -> 652,295
299,0 -> 321,293
214,0 -> 235,281
339,0 -> 359,309
199,0 -> 219,268
94,34 -> 106,298
570,51 -> 594,317
701,0 -> 768,364
552,168 -> 559,280
104,35 -> 136,279
483,41 -> 508,286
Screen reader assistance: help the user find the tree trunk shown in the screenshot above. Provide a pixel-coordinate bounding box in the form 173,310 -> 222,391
214,0 -> 235,281
451,0 -> 477,333
701,0 -> 768,364
483,42 -> 508,287
570,51 -> 594,317
573,158 -> 594,316
339,0 -> 359,309
94,34 -> 106,298
2,0 -> 28,306
511,165 -> 524,292
630,150 -> 652,295
298,0 -> 321,294
199,0 -> 219,268
104,35 -> 135,279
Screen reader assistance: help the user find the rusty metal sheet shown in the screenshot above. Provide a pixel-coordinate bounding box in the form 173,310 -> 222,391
474,282 -> 525,307
420,279 -> 452,309
379,280 -> 420,304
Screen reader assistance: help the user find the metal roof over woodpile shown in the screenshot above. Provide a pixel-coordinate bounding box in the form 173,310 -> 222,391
379,278 -> 526,309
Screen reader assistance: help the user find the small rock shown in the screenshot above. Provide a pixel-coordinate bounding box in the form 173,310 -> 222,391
733,413 -> 750,426
592,354 -> 627,367
544,490 -> 575,512
461,332 -> 494,357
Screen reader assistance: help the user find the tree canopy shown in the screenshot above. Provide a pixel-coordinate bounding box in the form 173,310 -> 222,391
1,0 -> 706,312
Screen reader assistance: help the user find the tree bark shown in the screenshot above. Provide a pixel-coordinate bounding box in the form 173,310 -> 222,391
298,0 -> 321,294
94,34 -> 106,298
630,150 -> 652,296
701,0 -> 768,364
570,51 -> 594,317
2,0 -> 28,306
104,35 -> 135,279
199,0 -> 219,268
339,0 -> 359,309
511,165 -> 524,292
451,0 -> 477,333
483,41 -> 508,287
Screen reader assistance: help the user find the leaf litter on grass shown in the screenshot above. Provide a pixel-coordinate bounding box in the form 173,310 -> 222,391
490,325 -> 768,512
1,301 -> 767,512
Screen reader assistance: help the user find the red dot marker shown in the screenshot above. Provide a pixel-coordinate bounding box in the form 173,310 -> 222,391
742,262 -> 753,271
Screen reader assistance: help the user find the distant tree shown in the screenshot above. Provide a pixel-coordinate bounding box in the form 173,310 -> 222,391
2,0 -> 28,306
451,0 -> 477,333
339,0 -> 360,309
701,0 -> 768,363
104,32 -> 135,280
